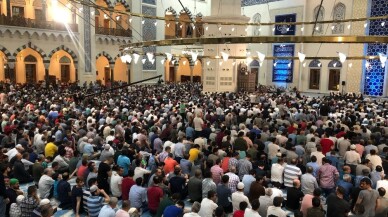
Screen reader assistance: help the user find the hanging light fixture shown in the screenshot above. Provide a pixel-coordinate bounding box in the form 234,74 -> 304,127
125,54 -> 132,63
146,53 -> 154,62
161,59 -> 165,64
257,51 -> 265,63
151,59 -> 155,64
303,62 -> 306,67
379,53 -> 387,68
183,60 -> 187,65
191,52 -> 198,62
338,52 -> 347,63
142,59 -> 146,64
133,53 -> 140,64
206,60 -> 210,66
220,52 -> 229,62
165,53 -> 172,61
348,63 -> 353,68
120,55 -> 126,63
298,52 -> 306,62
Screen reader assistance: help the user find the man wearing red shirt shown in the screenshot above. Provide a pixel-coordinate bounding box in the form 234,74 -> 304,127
147,176 -> 164,214
320,134 -> 334,155
164,153 -> 178,174
121,169 -> 135,201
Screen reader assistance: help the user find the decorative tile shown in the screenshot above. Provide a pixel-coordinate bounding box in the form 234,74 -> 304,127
83,5 -> 92,72
142,5 -> 156,70
142,0 -> 156,5
242,0 -> 281,7
275,14 -> 296,36
273,44 -> 294,83
364,0 -> 388,96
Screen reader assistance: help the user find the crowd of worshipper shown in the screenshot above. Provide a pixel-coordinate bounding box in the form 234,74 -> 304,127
0,81 -> 387,217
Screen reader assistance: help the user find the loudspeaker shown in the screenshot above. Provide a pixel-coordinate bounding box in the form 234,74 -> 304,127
342,81 -> 346,86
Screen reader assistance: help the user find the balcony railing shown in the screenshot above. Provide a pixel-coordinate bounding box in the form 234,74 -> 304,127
0,15 -> 78,32
95,27 -> 132,37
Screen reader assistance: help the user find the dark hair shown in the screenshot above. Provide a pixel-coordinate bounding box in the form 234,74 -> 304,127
273,197 -> 283,207
378,187 -> 386,197
221,175 -> 229,184
310,155 -> 317,162
207,190 -> 216,199
136,177 -> 143,186
251,199 -> 260,210
239,201 -> 248,211
51,161 -> 59,168
128,169 -> 135,177
312,197 -> 321,207
360,177 -> 372,186
313,188 -> 322,197
27,185 -> 37,196
214,207 -> 225,217
88,178 -> 97,187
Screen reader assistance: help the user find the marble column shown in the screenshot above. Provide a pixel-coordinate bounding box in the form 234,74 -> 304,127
43,59 -> 50,88
202,0 -> 249,92
346,0 -> 368,93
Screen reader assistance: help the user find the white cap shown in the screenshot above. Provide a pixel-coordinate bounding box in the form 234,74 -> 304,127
350,145 -> 356,150
40,199 -> 50,206
237,182 -> 244,190
104,144 -> 111,150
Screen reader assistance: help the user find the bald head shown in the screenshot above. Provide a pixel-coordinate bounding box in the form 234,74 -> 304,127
293,179 -> 300,188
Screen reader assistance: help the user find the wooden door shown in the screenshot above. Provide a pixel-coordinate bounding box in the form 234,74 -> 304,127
104,19 -> 109,28
328,69 -> 340,91
95,16 -> 99,27
104,67 -> 110,83
251,67 -> 259,86
169,66 -> 175,82
25,64 -> 36,83
61,64 -> 70,82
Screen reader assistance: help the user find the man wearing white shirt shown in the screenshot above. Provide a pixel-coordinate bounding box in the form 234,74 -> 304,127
376,175 -> 388,198
344,145 -> 361,165
244,199 -> 261,217
183,201 -> 201,217
271,158 -> 285,188
110,166 -> 123,198
232,182 -> 251,212
266,197 -> 286,217
311,146 -> 325,166
198,190 -> 218,217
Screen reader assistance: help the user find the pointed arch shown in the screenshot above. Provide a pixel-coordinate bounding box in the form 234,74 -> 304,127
103,0 -> 114,8
48,45 -> 78,63
309,59 -> 322,68
252,13 -> 261,36
165,6 -> 177,16
13,42 -> 47,60
328,60 -> 342,68
332,2 -> 346,34
313,5 -> 325,34
0,45 -> 12,59
114,0 -> 130,11
96,51 -> 114,64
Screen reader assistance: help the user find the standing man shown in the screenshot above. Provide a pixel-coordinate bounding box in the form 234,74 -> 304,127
326,186 -> 350,217
317,157 -> 339,197
97,156 -> 113,194
355,178 -> 379,217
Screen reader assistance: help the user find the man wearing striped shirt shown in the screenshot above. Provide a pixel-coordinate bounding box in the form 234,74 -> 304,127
86,185 -> 110,217
283,158 -> 302,188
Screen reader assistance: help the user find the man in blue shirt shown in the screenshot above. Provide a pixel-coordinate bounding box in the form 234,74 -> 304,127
306,155 -> 320,177
98,197 -> 118,217
337,174 -> 353,200
86,185 -> 110,217
162,200 -> 184,217
117,149 -> 131,176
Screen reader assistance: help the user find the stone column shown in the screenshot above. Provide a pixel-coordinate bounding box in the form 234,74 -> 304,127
6,0 -> 11,18
43,59 -> 50,88
346,0 -> 368,94
41,0 -> 47,21
74,61 -> 78,82
7,59 -> 15,83
126,63 -> 131,83
78,3 -> 96,85
109,63 -> 114,82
